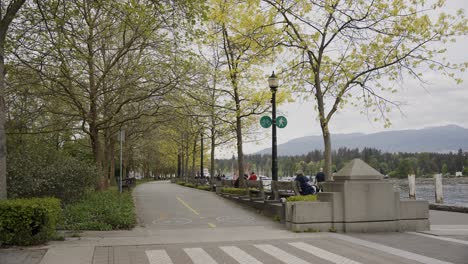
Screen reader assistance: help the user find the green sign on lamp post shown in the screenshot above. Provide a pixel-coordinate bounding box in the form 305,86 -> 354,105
276,116 -> 287,128
260,115 -> 287,128
260,116 -> 272,128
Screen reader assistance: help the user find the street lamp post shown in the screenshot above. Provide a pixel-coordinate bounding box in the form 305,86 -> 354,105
268,71 -> 279,181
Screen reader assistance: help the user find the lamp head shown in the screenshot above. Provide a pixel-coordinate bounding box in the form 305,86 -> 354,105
268,71 -> 279,91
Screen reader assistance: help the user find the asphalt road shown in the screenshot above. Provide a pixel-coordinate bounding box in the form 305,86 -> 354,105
133,181 -> 282,230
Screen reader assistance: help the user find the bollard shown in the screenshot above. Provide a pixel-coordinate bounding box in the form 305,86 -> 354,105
434,174 -> 444,204
408,174 -> 416,200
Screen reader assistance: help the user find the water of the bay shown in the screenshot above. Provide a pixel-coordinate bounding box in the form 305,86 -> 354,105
394,180 -> 468,206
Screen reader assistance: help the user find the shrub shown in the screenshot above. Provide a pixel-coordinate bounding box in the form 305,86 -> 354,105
185,183 -> 196,188
0,198 -> 61,246
176,182 -> 186,186
286,195 -> 317,202
221,187 -> 248,196
7,142 -> 97,204
196,186 -> 211,191
60,189 -> 135,231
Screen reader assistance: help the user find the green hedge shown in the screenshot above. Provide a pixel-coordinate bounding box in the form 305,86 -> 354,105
60,189 -> 135,231
286,195 -> 317,202
7,143 -> 97,204
176,182 -> 186,186
221,187 -> 249,196
0,198 -> 61,246
196,186 -> 211,191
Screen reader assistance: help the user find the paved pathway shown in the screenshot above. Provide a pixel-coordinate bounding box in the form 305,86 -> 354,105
2,181 -> 468,264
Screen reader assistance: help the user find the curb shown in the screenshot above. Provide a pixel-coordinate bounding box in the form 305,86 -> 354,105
429,203 -> 468,213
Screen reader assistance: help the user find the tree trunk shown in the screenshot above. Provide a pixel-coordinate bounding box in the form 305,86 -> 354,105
0,0 -> 27,199
104,129 -> 116,186
321,123 -> 333,181
0,39 -> 7,199
235,93 -> 245,187
184,135 -> 190,178
191,133 -> 198,178
210,126 -> 216,180
90,123 -> 105,190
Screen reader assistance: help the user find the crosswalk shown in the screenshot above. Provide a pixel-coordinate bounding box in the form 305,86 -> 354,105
143,238 -> 453,264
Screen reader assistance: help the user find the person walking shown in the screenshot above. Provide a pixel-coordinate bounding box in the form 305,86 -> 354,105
315,168 -> 325,192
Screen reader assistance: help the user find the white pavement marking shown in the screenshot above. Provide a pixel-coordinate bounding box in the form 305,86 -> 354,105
220,246 -> 263,264
254,244 -> 310,264
183,248 -> 218,264
408,232 -> 468,246
146,250 -> 173,264
289,242 -> 362,264
330,233 -> 454,264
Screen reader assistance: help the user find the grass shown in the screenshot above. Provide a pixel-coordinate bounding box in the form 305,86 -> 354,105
286,194 -> 317,202
60,188 -> 136,231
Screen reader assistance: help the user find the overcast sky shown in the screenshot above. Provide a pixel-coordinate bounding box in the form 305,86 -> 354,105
218,1 -> 468,159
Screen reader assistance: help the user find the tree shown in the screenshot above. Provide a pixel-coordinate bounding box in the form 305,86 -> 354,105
13,0 -> 197,189
206,0 -> 276,183
441,163 -> 448,176
0,0 -> 27,199
264,0 -> 467,181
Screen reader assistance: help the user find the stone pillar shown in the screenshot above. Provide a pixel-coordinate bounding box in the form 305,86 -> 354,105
434,174 -> 444,204
408,174 -> 416,200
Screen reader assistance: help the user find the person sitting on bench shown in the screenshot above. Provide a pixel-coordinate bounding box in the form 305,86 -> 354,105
294,170 -> 316,195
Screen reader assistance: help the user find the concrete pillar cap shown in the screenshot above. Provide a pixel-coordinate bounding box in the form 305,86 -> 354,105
334,158 -> 383,180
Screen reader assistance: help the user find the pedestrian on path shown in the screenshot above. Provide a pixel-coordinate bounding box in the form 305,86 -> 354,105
315,167 -> 325,192
248,171 -> 257,181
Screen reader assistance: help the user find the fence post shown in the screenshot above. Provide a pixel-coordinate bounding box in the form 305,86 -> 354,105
434,174 -> 444,204
408,174 -> 416,200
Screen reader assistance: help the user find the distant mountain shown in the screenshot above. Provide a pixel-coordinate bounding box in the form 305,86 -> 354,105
255,125 -> 468,156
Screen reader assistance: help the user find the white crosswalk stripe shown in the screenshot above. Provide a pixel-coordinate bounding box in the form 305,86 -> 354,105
289,242 -> 362,264
146,249 -> 173,264
254,244 -> 310,264
183,248 -> 217,264
145,237 -> 457,264
220,246 -> 263,264
330,233 -> 455,264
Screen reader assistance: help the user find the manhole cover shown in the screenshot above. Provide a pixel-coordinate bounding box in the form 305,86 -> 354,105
216,216 -> 255,223
152,218 -> 192,225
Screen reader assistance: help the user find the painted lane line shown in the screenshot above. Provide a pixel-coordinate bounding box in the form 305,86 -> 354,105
254,244 -> 310,264
176,196 -> 200,215
329,233 -> 454,264
220,246 -> 263,264
289,242 -> 362,264
146,250 -> 173,264
208,222 -> 216,228
407,232 -> 468,246
183,248 -> 217,264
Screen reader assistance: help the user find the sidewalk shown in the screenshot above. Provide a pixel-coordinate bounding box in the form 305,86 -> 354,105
2,181 -> 467,264
0,209 -> 464,264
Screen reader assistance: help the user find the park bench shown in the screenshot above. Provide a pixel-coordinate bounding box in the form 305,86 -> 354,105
245,180 -> 265,201
221,179 -> 235,187
185,177 -> 206,187
270,180 -> 301,201
122,177 -> 136,190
